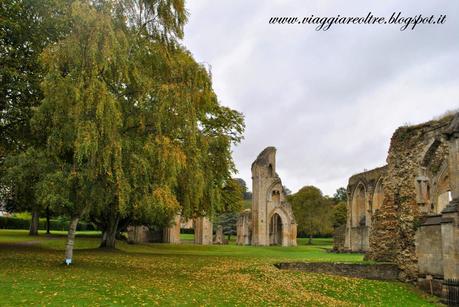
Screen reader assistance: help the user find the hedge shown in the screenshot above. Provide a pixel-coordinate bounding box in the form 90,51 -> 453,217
180,228 -> 194,234
0,216 -> 96,231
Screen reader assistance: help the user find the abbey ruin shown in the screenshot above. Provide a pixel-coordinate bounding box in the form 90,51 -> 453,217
237,147 -> 297,246
341,112 -> 459,290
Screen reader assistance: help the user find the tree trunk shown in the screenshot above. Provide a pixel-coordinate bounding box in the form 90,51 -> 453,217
308,233 -> 313,245
227,234 -> 231,242
99,214 -> 119,249
29,209 -> 39,236
64,216 -> 79,265
46,206 -> 51,235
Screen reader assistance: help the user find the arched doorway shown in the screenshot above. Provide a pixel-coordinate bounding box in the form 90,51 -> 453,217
352,183 -> 367,227
269,213 -> 283,245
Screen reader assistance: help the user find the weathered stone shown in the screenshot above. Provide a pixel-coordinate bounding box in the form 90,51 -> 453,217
275,262 -> 399,280
194,216 -> 213,245
237,147 -> 297,246
213,225 -> 224,244
162,214 -> 181,244
236,209 -> 251,245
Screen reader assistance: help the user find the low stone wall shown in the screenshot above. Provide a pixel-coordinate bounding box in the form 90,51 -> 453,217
275,262 -> 399,280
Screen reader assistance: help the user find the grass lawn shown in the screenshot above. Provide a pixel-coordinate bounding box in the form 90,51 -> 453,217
0,230 -> 438,306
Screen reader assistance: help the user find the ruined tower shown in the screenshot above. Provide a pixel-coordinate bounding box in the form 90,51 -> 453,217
237,147 -> 297,246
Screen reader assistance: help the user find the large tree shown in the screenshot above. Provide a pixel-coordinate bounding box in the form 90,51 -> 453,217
289,186 -> 333,244
32,1 -> 132,262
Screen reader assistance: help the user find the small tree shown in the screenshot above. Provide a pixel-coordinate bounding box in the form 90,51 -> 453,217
289,186 -> 333,244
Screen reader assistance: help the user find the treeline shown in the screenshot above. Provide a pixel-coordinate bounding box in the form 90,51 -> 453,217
0,0 -> 244,263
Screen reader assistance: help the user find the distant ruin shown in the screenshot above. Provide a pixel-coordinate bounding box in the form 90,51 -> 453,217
127,215 -> 213,245
237,147 -> 297,246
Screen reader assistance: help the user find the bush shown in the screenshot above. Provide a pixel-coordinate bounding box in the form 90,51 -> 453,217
0,216 -> 30,230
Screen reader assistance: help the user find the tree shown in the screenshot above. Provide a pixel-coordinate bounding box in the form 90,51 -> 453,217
214,178 -> 244,241
1,149 -> 55,235
33,1 -> 131,262
288,186 -> 333,244
0,0 -> 72,234
333,187 -> 348,203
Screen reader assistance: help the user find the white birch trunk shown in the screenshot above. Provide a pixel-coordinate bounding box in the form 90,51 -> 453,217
64,216 -> 79,265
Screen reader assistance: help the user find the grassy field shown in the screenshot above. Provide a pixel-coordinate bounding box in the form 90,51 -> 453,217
0,230 -> 438,306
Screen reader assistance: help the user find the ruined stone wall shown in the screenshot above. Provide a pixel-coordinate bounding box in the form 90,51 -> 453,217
345,166 -> 387,252
415,215 -> 444,277
367,115 -> 453,281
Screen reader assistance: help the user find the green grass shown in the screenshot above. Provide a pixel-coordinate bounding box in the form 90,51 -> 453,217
0,230 -> 438,306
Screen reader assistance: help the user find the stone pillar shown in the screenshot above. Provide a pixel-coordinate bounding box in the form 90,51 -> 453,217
441,113 -> 459,281
194,217 -> 213,245
344,190 -> 352,250
236,210 -> 251,245
163,214 -> 181,244
214,225 -> 224,244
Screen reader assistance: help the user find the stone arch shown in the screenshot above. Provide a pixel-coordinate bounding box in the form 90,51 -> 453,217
268,207 -> 290,246
352,182 -> 367,227
435,161 -> 451,213
421,138 -> 441,167
372,177 -> 384,213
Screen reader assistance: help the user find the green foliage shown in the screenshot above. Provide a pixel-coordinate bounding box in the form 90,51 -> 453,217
0,0 -> 72,156
332,202 -> 347,228
289,186 -> 334,241
32,1 -> 128,220
1,148 -> 55,213
333,187 -> 347,203
234,178 -> 252,200
220,178 -> 244,213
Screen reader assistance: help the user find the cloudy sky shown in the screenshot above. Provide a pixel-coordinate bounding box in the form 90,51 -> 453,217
183,0 -> 459,196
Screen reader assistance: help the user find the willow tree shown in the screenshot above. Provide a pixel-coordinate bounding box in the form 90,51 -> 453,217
92,1 -> 244,247
33,1 -> 130,263
33,0 -> 244,259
